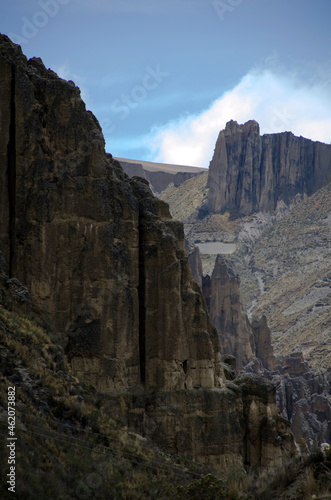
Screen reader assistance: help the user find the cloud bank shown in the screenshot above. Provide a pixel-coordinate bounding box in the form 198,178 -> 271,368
146,68 -> 331,167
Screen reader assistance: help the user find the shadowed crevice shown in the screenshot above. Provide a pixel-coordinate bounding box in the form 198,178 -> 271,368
138,217 -> 146,385
7,64 -> 16,278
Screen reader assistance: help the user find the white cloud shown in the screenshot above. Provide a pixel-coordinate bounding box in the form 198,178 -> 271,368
145,68 -> 331,167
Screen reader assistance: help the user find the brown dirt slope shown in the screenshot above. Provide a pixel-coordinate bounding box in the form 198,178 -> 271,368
237,184 -> 331,368
160,171 -> 209,221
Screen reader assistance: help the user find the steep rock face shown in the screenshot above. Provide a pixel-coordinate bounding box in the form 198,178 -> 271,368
0,34 -> 222,395
234,375 -> 294,467
145,170 -> 175,193
251,316 -> 277,371
242,352 -> 331,448
187,248 -> 277,372
0,35 -> 296,470
273,353 -> 331,447
205,254 -> 255,369
129,177 -> 223,391
172,171 -> 201,188
187,248 -> 330,449
0,39 -> 142,392
187,245 -> 203,288
206,120 -> 331,216
125,376 -> 294,470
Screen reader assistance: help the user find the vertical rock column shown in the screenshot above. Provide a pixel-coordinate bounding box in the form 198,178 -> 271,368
206,120 -> 261,215
0,56 -> 13,272
131,177 -> 224,392
208,254 -> 255,369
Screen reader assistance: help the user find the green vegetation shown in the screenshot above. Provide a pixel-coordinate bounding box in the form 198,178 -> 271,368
176,474 -> 226,499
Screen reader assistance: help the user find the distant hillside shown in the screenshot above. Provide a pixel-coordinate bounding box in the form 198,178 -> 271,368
115,157 -> 207,174
235,183 -> 331,368
160,171 -> 209,220
115,157 -> 206,194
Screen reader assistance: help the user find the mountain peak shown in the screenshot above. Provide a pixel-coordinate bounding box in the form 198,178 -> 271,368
225,119 -> 260,136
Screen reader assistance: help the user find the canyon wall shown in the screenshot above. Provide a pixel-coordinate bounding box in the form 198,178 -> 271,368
0,34 -> 295,470
194,248 -> 331,448
206,119 -> 331,216
0,34 -> 222,395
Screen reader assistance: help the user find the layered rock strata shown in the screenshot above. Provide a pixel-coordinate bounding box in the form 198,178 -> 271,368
0,34 -> 295,470
206,120 -> 331,216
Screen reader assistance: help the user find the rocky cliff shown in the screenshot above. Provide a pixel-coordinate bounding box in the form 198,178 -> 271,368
0,34 -> 295,471
276,353 -> 331,448
117,159 -> 146,179
211,255 -> 331,448
164,176 -> 330,371
204,254 -> 255,369
190,250 -> 276,371
0,33 -> 223,395
187,246 -> 331,449
0,260 -> 328,498
248,352 -> 331,449
206,119 -> 331,216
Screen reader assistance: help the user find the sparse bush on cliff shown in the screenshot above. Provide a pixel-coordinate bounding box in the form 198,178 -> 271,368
176,474 -> 226,500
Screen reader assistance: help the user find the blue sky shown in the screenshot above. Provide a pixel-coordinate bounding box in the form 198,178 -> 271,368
2,0 -> 331,166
